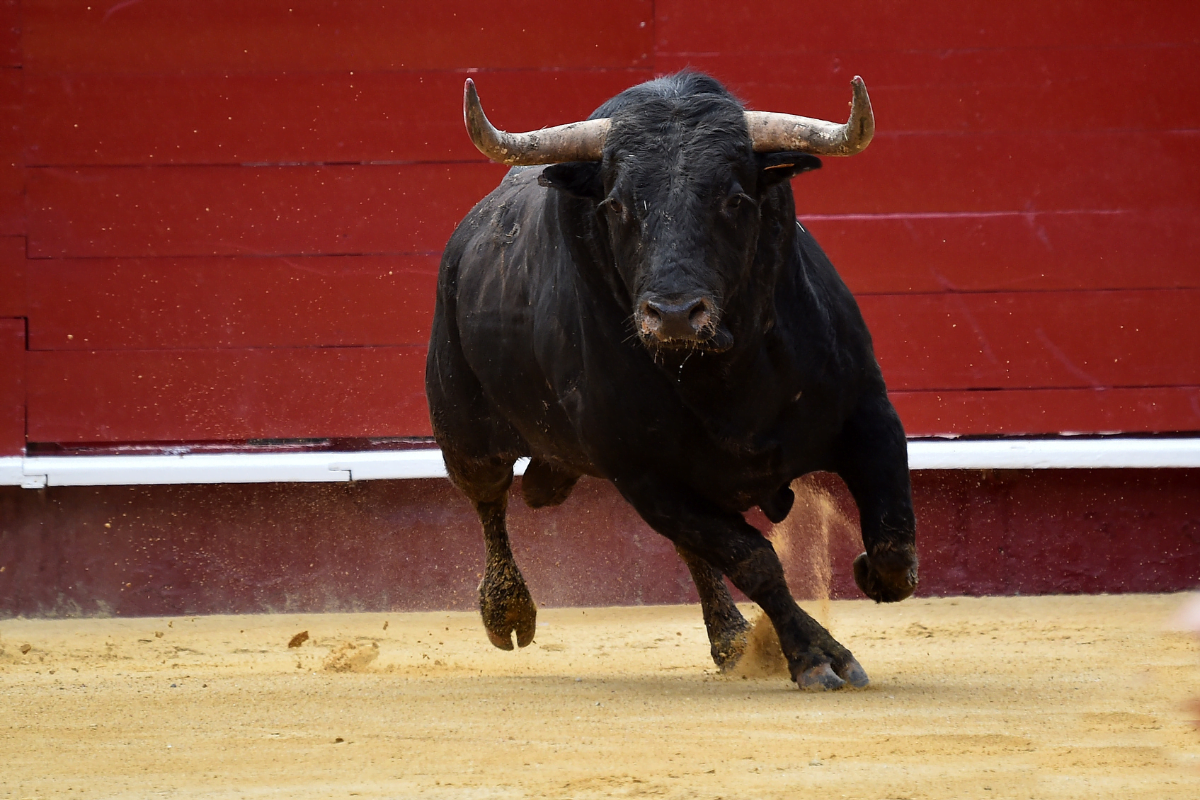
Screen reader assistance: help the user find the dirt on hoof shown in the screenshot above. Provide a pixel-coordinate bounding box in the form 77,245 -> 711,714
287,631 -> 310,648
479,567 -> 537,650
727,611 -> 788,679
796,662 -> 846,692
838,658 -> 870,688
321,641 -> 379,672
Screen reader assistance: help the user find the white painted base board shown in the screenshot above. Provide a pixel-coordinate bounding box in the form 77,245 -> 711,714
1,439 -> 1198,488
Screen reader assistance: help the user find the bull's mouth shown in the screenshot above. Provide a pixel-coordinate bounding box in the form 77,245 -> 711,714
638,324 -> 734,354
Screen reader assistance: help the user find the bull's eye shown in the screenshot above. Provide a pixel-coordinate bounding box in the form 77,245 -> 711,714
602,197 -> 626,218
723,192 -> 755,216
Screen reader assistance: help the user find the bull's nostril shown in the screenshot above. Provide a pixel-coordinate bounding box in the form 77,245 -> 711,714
638,300 -> 662,335
686,298 -> 710,331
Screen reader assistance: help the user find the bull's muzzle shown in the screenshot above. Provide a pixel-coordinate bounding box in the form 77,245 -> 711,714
639,294 -> 712,339
636,294 -> 732,351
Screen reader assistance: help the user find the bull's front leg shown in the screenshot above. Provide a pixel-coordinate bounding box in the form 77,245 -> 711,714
834,392 -> 919,603
617,477 -> 868,691
674,544 -> 750,670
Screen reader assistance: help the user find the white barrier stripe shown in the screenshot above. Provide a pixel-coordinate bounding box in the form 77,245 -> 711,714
906,438 -> 1200,470
0,456 -> 22,486
1,440 -> 1198,487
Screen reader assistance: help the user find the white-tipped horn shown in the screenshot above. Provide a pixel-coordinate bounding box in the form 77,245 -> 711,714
464,79 -> 611,166
744,76 -> 874,156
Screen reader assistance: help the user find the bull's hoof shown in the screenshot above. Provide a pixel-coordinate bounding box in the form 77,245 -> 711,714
711,622 -> 751,672
853,551 -> 918,604
835,657 -> 870,689
479,570 -> 537,650
794,663 -> 846,692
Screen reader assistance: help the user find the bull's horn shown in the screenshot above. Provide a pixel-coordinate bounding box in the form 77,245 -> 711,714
744,76 -> 874,156
464,79 -> 611,166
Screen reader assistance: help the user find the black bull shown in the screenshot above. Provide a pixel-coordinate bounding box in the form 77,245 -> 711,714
425,72 -> 918,691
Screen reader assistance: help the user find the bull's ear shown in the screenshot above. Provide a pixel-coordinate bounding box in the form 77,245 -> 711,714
538,162 -> 604,200
756,152 -> 822,189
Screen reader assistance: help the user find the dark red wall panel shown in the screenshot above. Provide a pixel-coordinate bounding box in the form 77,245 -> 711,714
656,1 -> 1200,53
807,210 -> 1200,295
791,131 -> 1200,216
0,0 -> 17,68
892,386 -> 1200,437
27,366 -> 1200,446
22,0 -> 653,72
8,0 -> 1199,448
27,162 -> 507,258
909,468 -> 1200,597
0,235 -> 22,316
661,45 -> 1200,134
0,66 -> 21,236
862,290 -> 1200,391
27,256 -> 437,350
27,347 -> 431,443
27,136 -> 1199,259
0,477 -> 690,616
24,69 -> 654,167
0,318 -> 23,454
2,468 -> 1198,616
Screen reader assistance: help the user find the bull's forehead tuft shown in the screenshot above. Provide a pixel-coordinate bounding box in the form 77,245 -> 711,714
609,93 -> 746,140
606,100 -> 752,176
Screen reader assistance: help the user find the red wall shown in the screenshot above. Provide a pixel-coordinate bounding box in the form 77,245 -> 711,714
0,1 -> 1197,453
1,3 -> 1198,614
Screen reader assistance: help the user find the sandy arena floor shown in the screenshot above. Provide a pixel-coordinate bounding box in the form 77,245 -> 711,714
1,594 -> 1198,799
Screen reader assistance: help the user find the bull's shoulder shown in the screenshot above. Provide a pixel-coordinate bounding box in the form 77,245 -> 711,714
439,168 -> 554,295
792,224 -> 876,349
446,167 -> 541,243
471,168 -> 544,221
766,222 -> 887,412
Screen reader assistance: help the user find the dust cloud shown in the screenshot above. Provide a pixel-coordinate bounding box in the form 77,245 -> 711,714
734,476 -> 859,678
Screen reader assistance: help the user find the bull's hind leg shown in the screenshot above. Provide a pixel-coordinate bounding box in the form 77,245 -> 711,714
445,456 -> 538,651
428,281 -> 538,650
476,490 -> 537,650
675,544 -> 750,670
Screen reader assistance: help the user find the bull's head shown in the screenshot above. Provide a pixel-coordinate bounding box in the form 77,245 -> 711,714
463,75 -> 873,355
